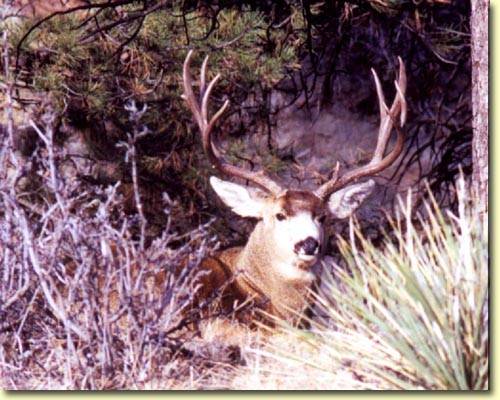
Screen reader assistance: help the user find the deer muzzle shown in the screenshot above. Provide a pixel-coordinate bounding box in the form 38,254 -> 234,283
294,237 -> 320,257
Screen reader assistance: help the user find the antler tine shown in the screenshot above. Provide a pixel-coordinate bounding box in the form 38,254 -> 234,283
314,58 -> 407,201
200,55 -> 209,96
182,51 -> 283,195
372,56 -> 407,163
182,50 -> 202,129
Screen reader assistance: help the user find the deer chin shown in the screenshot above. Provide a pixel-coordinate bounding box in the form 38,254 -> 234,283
294,249 -> 319,268
276,260 -> 315,282
292,253 -> 319,278
296,257 -> 318,273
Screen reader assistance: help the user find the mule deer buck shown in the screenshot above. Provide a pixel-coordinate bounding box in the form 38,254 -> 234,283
182,50 -> 407,325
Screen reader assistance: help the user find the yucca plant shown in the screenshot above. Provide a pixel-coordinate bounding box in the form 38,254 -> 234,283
247,177 -> 488,390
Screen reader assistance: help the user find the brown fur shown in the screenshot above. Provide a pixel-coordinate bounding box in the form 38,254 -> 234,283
280,190 -> 322,217
192,192 -> 324,326
145,246 -> 269,326
226,223 -> 316,324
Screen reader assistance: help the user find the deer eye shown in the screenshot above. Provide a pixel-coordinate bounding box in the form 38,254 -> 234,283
316,215 -> 326,223
275,213 -> 286,221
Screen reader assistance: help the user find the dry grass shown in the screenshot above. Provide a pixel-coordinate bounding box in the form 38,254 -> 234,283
224,331 -> 395,390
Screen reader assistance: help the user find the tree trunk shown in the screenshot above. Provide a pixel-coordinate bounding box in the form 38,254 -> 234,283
471,0 -> 488,213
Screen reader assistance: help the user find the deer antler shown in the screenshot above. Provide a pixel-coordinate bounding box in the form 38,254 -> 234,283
314,57 -> 407,201
182,50 -> 283,195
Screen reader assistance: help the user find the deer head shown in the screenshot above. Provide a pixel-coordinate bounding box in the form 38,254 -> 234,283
182,50 -> 407,271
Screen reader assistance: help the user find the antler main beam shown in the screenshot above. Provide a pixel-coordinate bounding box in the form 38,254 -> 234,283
182,50 -> 283,195
314,57 -> 407,201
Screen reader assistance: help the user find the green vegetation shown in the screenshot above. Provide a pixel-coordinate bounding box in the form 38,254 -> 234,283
265,177 -> 488,389
13,5 -> 302,118
7,3 -> 306,233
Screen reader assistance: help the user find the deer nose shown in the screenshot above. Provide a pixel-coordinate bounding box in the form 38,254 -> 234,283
295,237 -> 319,256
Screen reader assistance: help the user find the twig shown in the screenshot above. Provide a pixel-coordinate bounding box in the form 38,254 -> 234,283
7,197 -> 89,342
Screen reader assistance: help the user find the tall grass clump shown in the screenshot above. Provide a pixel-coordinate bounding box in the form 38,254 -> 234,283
249,177 -> 488,390
316,178 -> 488,389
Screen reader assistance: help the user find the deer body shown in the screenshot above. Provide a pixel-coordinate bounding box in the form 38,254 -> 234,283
181,51 -> 407,326
196,230 -> 316,324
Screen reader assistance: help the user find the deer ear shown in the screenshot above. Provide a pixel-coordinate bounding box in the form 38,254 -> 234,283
210,177 -> 265,218
327,180 -> 375,219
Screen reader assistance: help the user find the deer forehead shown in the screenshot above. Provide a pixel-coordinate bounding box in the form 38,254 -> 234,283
272,190 -> 323,217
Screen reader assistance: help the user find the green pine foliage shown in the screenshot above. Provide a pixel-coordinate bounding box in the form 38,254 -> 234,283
8,3 -> 304,232
13,5 -> 303,121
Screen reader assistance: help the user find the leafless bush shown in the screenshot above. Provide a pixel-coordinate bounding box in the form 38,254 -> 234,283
1,9 -> 257,385
0,112 -> 227,388
0,79 -> 226,388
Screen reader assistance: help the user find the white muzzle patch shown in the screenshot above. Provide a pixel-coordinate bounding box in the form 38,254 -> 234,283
275,211 -> 322,266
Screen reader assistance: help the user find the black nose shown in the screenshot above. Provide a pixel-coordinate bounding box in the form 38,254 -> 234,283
295,237 -> 319,256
